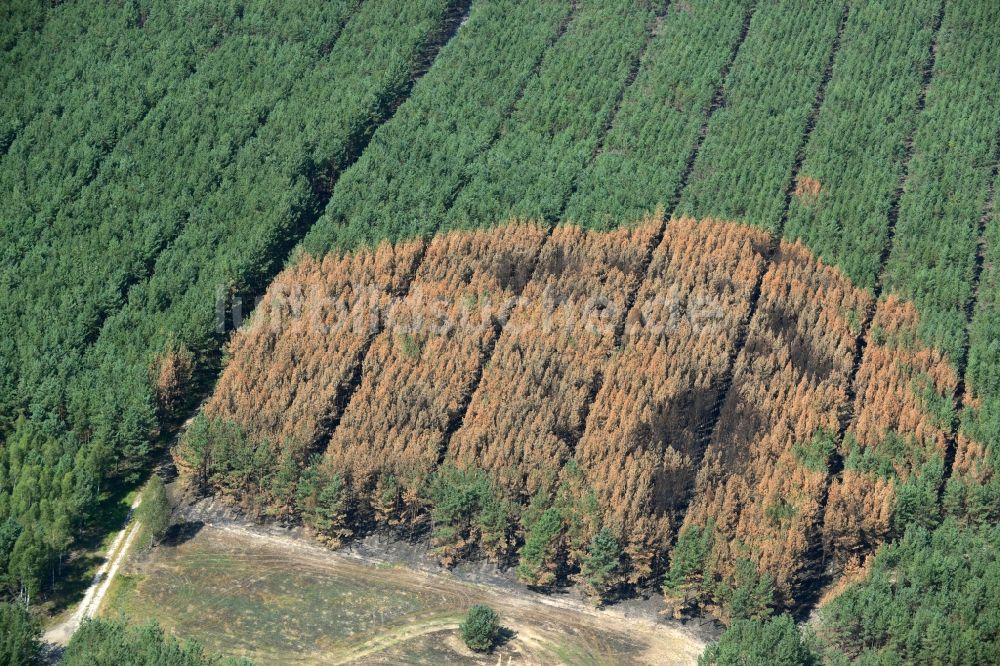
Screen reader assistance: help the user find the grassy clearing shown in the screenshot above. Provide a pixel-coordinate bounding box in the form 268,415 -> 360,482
105,525 -> 701,665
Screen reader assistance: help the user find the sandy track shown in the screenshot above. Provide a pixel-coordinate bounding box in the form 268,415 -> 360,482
43,494 -> 142,647
328,618 -> 460,664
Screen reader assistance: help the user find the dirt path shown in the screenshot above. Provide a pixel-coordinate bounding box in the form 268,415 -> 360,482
43,494 -> 142,648
328,617 -> 460,664
174,521 -> 705,664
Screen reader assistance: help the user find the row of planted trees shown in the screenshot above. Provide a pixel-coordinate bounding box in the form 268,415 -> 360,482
821,0 -> 1000,571
0,2 -> 995,664
178,217 -> 862,606
0,0 -> 857,617
0,0 -> 683,612
182,222 -> 636,598
701,0 -> 1000,661
0,0 -> 466,606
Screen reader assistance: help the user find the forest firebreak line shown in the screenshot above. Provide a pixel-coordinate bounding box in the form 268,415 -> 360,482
685,0 -> 849,568
633,2 -> 759,467
233,0 -> 475,466
104,103 -> 280,347
584,1 -> 672,168
303,0 -> 472,208
138,0 -> 477,389
942,131 -> 1000,488
388,0 -> 668,476
305,241 -> 430,465
870,0 -> 947,306
303,0 -> 571,476
631,0 -> 763,539
549,212 -> 669,477
556,0 -> 678,224
522,0 -> 679,463
433,2 -> 579,221
685,0 -> 758,194
144,0 -> 371,391
433,224 -> 556,471
49,0 -> 367,355
664,0 -> 759,452
814,0 -> 947,544
556,0 -> 764,476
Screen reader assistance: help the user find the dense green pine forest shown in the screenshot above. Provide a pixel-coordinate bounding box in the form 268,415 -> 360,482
1,0 -> 998,663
